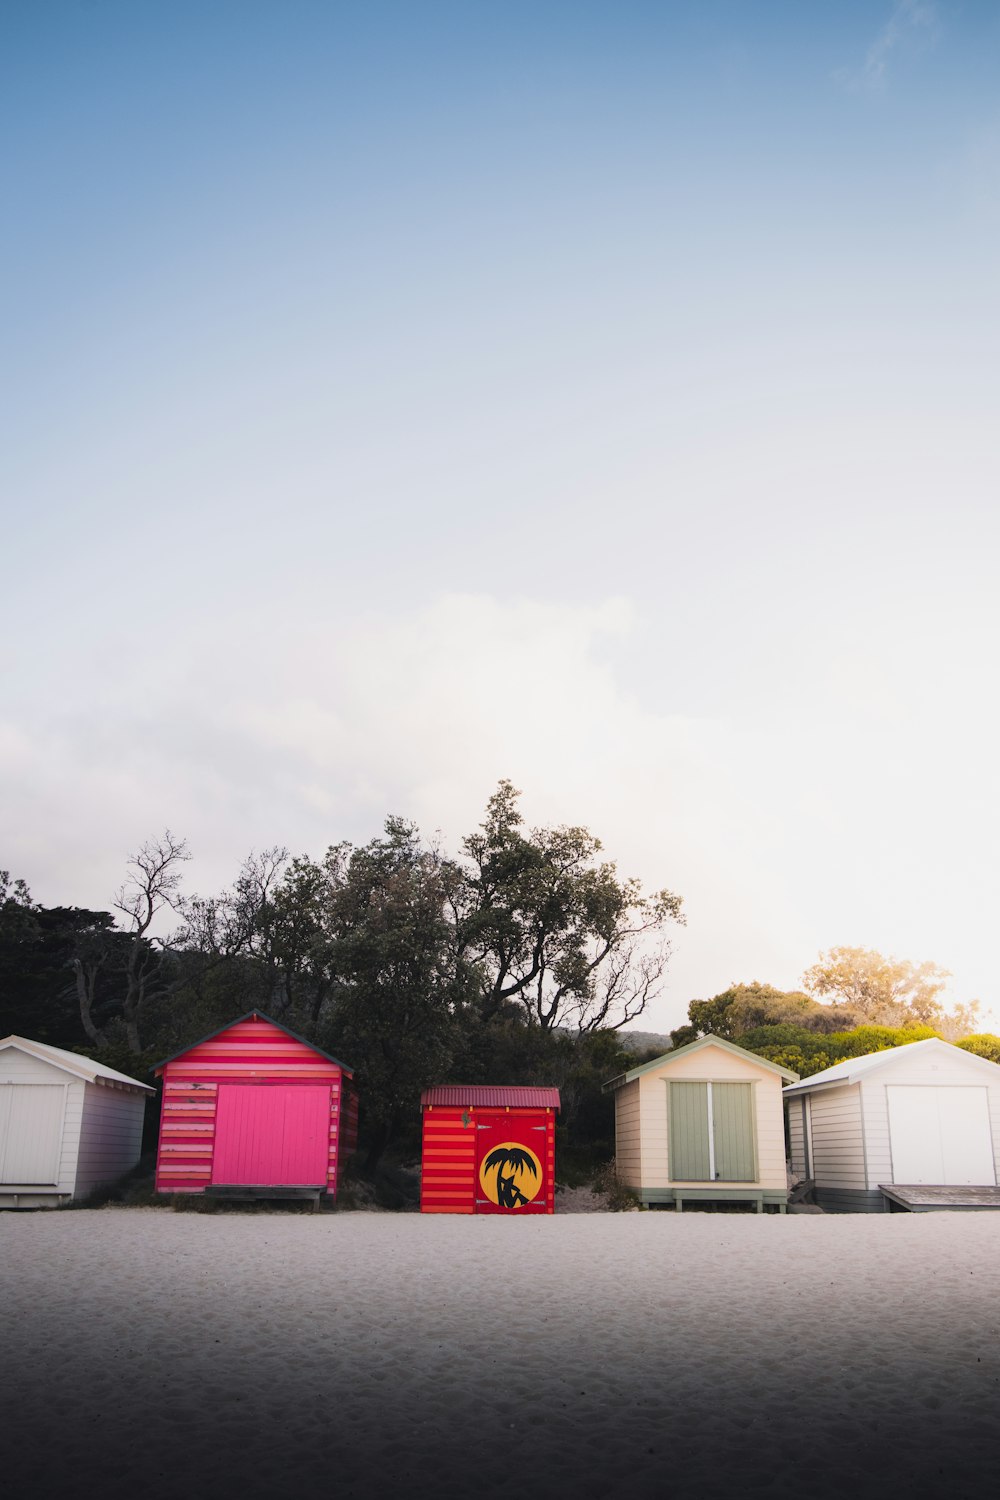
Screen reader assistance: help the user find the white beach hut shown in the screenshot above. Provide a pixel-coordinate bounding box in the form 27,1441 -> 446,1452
604,1035 -> 798,1211
0,1035 -> 154,1208
784,1038 -> 1000,1212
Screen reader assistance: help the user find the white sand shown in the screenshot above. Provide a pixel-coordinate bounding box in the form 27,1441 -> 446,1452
3,1208 -> 1000,1500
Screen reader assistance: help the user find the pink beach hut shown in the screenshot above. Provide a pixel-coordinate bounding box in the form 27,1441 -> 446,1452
154,1012 -> 358,1207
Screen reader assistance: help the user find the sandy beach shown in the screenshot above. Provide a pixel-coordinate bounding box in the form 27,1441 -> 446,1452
3,1207 -> 999,1500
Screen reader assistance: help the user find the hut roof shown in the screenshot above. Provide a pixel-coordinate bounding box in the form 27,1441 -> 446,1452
0,1035 -> 155,1093
782,1036 -> 1000,1096
421,1085 -> 561,1110
602,1032 -> 799,1093
151,1011 -> 354,1076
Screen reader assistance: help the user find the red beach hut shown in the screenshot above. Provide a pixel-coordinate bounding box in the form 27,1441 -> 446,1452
154,1012 -> 358,1205
420,1086 -> 560,1214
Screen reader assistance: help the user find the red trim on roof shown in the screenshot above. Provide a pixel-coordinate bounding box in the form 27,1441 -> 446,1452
420,1086 -> 561,1110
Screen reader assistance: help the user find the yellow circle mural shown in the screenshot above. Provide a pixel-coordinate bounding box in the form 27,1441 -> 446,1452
479,1142 -> 542,1208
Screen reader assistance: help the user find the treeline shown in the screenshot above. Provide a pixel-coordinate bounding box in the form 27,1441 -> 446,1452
5,787 -> 996,1171
669,968 -> 999,1077
0,782 -> 683,1167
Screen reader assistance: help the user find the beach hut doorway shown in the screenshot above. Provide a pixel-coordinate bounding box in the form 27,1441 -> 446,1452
887,1086 -> 994,1185
475,1114 -> 548,1214
0,1085 -> 65,1185
211,1084 -> 333,1187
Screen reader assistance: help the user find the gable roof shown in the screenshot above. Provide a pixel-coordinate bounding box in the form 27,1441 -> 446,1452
602,1033 -> 799,1092
151,1011 -> 354,1076
0,1035 -> 155,1093
783,1036 -> 1000,1096
421,1086 -> 561,1110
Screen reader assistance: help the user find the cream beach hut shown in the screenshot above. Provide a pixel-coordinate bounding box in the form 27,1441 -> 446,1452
604,1034 -> 798,1212
784,1037 -> 1000,1213
0,1035 -> 154,1208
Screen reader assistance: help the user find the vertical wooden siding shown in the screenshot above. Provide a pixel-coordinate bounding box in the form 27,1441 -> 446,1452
155,1016 -> 347,1197
421,1107 -> 557,1214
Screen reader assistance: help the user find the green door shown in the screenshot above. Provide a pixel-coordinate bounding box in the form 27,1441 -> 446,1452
668,1080 -> 757,1182
669,1081 -> 710,1181
712,1082 -> 756,1181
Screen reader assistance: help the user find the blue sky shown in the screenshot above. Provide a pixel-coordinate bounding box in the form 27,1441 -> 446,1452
3,1 -> 999,1028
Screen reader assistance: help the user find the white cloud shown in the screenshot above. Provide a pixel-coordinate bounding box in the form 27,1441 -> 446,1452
836,0 -> 938,93
2,591 -> 996,1033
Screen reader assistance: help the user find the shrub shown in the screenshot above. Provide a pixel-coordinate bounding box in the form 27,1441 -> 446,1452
592,1158 -> 641,1212
738,1022 -> 940,1077
956,1034 -> 1000,1064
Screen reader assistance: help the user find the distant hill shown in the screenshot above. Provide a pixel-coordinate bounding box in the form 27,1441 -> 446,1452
615,1029 -> 673,1056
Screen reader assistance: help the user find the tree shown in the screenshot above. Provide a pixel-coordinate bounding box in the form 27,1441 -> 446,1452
957,1035 -> 1000,1065
321,818 -> 469,1170
737,1021 -> 940,1079
0,874 -> 133,1049
114,832 -> 190,1053
802,946 -> 978,1038
70,911 -> 130,1046
672,981 -> 856,1048
458,781 -> 683,1033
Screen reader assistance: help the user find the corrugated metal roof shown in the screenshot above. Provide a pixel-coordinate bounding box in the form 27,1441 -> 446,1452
421,1085 -> 561,1110
0,1035 -> 155,1092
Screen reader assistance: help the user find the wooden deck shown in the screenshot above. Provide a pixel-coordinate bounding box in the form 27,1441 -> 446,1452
879,1184 -> 1000,1212
204,1184 -> 327,1211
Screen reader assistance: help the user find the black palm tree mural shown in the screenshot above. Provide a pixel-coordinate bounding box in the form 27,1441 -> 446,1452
483,1145 -> 539,1208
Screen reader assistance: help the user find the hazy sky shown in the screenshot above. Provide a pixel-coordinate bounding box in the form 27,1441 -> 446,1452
3,0 -> 999,1032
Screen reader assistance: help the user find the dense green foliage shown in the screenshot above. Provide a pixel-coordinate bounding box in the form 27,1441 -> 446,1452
0,786 -> 682,1169
734,1022 -> 941,1078
672,947 -> 983,1077
956,1034 -> 1000,1064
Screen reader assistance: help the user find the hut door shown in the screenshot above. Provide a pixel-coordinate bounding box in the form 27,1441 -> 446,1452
887,1086 -> 995,1185
0,1085 -> 64,1184
212,1085 -> 331,1186
475,1114 -> 547,1213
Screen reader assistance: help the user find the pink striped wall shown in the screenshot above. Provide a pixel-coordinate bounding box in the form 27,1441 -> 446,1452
154,1015 -> 356,1198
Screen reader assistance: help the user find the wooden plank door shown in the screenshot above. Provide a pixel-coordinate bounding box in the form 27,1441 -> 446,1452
475,1114 -> 548,1213
669,1081 -> 756,1182
669,1082 -> 710,1181
212,1085 -> 331,1186
712,1082 -> 756,1182
0,1085 -> 65,1184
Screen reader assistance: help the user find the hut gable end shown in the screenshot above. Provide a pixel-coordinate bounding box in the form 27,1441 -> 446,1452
154,1014 -> 357,1200
604,1034 -> 793,1209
